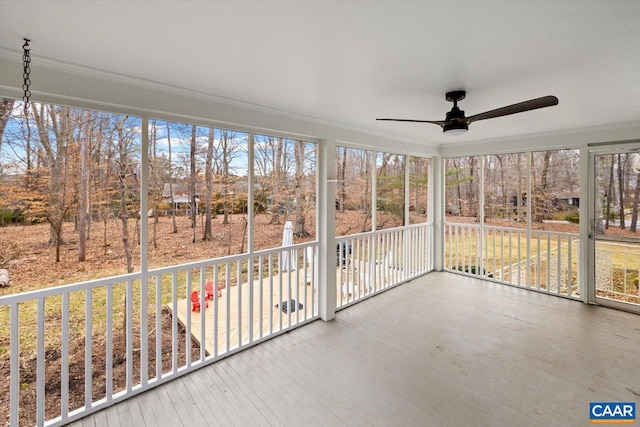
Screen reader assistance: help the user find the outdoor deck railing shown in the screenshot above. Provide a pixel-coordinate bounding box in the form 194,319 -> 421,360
444,223 -> 580,300
336,223 -> 434,309
0,222 -> 434,426
0,241 -> 320,427
595,241 -> 640,305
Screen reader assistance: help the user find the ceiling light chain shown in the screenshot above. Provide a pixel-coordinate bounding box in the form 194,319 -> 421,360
22,38 -> 31,115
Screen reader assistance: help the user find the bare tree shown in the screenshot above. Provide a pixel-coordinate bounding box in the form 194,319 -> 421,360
533,151 -> 552,223
167,123 -> 178,233
114,116 -> 135,273
630,172 -> 640,232
335,147 -> 373,233
409,156 -> 428,218
605,156 -> 614,229
516,153 -> 524,222
269,137 -> 284,224
203,127 -> 215,241
293,140 -> 309,237
0,99 -> 15,161
78,111 -> 92,261
32,104 -> 71,246
221,130 -> 232,225
338,146 -> 347,213
618,153 -> 626,230
149,120 -> 160,248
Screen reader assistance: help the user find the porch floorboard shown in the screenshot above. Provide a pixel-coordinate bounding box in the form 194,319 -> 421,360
71,272 -> 640,426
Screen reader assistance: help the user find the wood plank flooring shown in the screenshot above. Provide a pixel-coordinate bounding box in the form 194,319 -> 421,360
71,272 -> 640,426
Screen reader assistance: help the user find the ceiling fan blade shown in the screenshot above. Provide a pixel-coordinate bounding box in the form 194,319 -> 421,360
466,96 -> 558,124
376,118 -> 445,127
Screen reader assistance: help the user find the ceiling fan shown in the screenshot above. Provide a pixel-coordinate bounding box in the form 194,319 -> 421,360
376,91 -> 559,135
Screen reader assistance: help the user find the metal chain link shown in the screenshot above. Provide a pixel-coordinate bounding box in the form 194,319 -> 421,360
22,38 -> 31,115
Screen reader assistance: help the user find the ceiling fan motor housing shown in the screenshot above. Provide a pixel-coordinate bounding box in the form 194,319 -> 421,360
443,90 -> 469,134
443,103 -> 468,133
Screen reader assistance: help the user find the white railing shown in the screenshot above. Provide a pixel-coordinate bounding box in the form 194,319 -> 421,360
444,223 -> 580,300
0,241 -> 319,427
336,223 -> 433,309
595,241 -> 640,305
0,224 -> 433,426
1,222 -> 435,426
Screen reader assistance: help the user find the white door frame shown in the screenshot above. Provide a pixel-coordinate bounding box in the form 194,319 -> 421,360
587,142 -> 640,314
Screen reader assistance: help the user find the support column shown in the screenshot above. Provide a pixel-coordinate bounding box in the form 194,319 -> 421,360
404,155 -> 410,278
247,133 -> 255,253
432,155 -> 443,271
139,116 -> 149,386
479,155 -> 485,275
318,139 -> 336,321
140,118 -> 149,274
579,145 -> 593,303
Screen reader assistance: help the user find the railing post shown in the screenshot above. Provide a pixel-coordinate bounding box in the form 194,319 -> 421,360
319,139 -> 336,321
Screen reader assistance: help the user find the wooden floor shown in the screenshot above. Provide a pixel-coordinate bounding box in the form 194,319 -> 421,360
71,272 -> 640,427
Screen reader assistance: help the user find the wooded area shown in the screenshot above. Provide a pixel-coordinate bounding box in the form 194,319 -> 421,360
0,99 -> 318,282
0,99 -> 431,291
445,150 -> 640,236
335,147 -> 430,236
4,96 -> 639,292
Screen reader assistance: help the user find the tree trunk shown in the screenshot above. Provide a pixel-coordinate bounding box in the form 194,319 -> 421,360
203,127 -> 214,241
239,216 -> 248,253
534,151 -> 551,223
516,153 -> 524,222
496,155 -> 508,219
605,157 -> 614,229
78,115 -> 90,261
167,123 -> 178,234
293,140 -> 309,237
222,131 -> 231,225
150,120 -> 159,249
454,159 -> 463,216
630,172 -> 640,232
339,147 -> 347,213
269,137 -> 283,225
117,117 -> 134,273
33,104 -> 69,246
0,98 -> 15,153
618,154 -> 625,230
466,157 -> 477,218
0,99 -> 16,177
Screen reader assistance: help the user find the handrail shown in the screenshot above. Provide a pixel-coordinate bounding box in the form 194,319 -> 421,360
444,222 -> 581,300
0,241 -> 320,305
1,223 -> 435,426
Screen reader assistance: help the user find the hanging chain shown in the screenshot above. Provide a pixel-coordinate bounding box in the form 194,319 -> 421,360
22,38 -> 31,115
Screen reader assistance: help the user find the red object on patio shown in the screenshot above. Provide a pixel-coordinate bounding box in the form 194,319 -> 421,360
191,291 -> 208,311
205,281 -> 222,299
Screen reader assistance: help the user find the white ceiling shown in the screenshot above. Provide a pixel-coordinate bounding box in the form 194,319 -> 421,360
1,1 -> 639,146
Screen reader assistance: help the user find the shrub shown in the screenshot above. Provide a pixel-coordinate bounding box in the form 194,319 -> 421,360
565,213 -> 579,223
456,265 -> 494,278
0,209 -> 25,226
